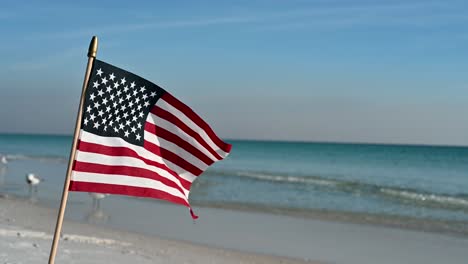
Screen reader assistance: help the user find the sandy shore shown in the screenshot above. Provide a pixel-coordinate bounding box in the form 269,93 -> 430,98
0,196 -> 317,264
2,193 -> 468,264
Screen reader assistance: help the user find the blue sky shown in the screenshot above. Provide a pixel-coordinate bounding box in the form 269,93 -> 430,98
1,0 -> 468,145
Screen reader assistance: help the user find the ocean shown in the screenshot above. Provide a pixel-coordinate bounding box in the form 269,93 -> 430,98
1,133 -> 468,228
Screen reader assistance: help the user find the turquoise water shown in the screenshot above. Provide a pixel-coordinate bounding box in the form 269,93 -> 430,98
1,133 -> 468,222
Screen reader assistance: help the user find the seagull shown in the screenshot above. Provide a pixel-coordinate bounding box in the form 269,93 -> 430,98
0,156 -> 7,165
26,173 -> 41,186
86,193 -> 110,223
89,192 -> 108,210
26,173 -> 42,196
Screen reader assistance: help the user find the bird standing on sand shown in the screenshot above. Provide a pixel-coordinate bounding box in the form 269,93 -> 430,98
86,193 -> 110,223
0,156 -> 6,186
89,192 -> 108,210
26,173 -> 42,196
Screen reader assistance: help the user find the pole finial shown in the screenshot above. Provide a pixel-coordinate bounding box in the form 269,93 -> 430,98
87,36 -> 98,58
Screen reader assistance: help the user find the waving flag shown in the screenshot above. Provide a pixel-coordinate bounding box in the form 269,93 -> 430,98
69,60 -> 232,219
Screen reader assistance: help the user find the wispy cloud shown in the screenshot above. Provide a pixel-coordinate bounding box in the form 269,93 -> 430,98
8,47 -> 83,71
37,16 -> 261,40
256,12 -> 468,32
246,1 -> 468,31
7,40 -> 123,71
23,1 -> 468,40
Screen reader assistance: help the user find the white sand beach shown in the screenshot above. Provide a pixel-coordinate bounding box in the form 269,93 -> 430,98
0,196 -> 316,264
2,194 -> 468,264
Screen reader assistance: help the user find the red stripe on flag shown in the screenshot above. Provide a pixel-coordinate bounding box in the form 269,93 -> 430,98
144,122 -> 215,166
69,181 -> 192,211
144,140 -> 203,176
77,140 -> 192,191
161,93 -> 232,153
73,161 -> 188,197
151,106 -> 223,160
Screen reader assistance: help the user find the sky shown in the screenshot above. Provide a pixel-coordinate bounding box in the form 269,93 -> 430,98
1,0 -> 468,145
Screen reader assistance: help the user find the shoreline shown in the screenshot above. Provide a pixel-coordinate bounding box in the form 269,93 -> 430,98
0,195 -> 318,264
3,156 -> 468,232
2,192 -> 468,264
193,201 -> 468,238
5,189 -> 468,239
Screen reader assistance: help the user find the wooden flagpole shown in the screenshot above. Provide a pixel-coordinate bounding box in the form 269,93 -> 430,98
48,36 -> 98,264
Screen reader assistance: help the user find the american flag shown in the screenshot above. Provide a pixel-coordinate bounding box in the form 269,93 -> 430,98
69,60 -> 232,219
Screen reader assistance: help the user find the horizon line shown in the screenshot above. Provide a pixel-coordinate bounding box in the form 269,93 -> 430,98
1,131 -> 468,149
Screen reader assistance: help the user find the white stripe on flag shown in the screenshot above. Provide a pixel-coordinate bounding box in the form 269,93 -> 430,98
144,130 -> 209,171
79,130 -> 197,183
71,171 -> 188,201
146,113 -> 220,162
75,150 -> 190,196
156,98 -> 229,158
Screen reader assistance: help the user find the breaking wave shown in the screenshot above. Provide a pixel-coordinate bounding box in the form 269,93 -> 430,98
2,154 -> 67,163
206,169 -> 468,211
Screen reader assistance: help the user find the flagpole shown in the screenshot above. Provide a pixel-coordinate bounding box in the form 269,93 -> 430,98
48,36 -> 98,264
